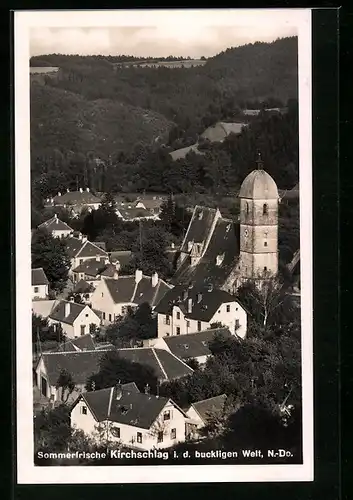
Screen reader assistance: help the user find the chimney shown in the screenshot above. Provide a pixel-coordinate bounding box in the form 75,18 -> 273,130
135,269 -> 143,284
86,187 -> 90,192
115,381 -> 122,401
58,192 -> 61,197
64,302 -> 71,317
67,188 -> 70,193
79,188 -> 83,193
82,236 -> 87,243
171,242 -> 175,249
69,296 -> 75,302
50,198 -> 54,203
151,272 -> 158,287
54,213 -> 57,219
197,292 -> 203,303
96,256 -> 100,262
187,297 -> 193,314
144,383 -> 150,395
182,290 -> 188,301
46,198 -> 49,203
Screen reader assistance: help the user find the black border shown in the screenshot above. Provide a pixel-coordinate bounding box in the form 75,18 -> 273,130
8,7 -> 340,499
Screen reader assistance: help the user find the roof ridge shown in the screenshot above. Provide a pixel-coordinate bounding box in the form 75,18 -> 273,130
151,348 -> 168,379
163,349 -> 195,373
193,393 -> 227,405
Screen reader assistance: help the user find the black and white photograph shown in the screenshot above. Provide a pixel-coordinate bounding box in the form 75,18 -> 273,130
15,9 -> 313,483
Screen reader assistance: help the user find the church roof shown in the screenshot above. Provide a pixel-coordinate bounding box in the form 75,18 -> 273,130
180,206 -> 220,254
239,169 -> 278,200
173,217 -> 240,289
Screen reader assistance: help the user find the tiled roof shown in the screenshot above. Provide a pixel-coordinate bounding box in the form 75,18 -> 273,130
73,279 -> 94,294
32,299 -> 58,319
52,191 -> 101,205
72,259 -> 112,277
77,241 -> 108,259
154,283 -> 236,322
58,334 -> 96,352
104,276 -> 172,307
38,216 -> 73,232
180,206 -> 219,253
32,268 -> 49,286
39,350 -> 113,386
191,394 -> 227,423
116,348 -> 193,381
163,327 -> 232,360
169,144 -> 202,161
173,217 -> 240,289
117,207 -> 157,220
109,251 -> 132,268
49,300 -> 99,326
65,237 -> 108,259
79,385 -> 170,429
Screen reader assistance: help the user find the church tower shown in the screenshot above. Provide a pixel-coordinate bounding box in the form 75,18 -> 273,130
238,153 -> 279,284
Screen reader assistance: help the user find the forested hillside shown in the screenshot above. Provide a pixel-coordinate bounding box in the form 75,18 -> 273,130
31,36 -> 298,198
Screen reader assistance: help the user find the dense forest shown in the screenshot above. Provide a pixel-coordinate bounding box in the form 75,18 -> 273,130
31,37 -> 298,200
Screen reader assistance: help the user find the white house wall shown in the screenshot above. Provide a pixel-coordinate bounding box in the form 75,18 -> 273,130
32,284 -> 48,300
157,301 -> 247,338
71,399 -> 187,451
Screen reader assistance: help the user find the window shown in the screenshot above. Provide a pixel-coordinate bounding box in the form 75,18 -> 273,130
235,319 -> 240,328
165,315 -> 170,325
263,203 -> 268,215
34,286 -> 39,293
137,432 -> 142,444
41,376 -> 47,397
85,313 -> 89,317
226,305 -> 231,312
80,325 -> 85,336
101,292 -> 104,297
109,314 -> 112,322
176,327 -> 180,336
176,312 -> 180,320
264,266 -> 268,272
80,259 -> 84,264
103,312 -> 106,320
80,405 -> 87,415
171,428 -> 176,440
197,321 -> 201,332
121,306 -> 127,315
264,241 -> 268,247
163,410 -> 171,421
166,332 -> 170,337
246,201 -> 249,214
186,321 -> 190,328
110,426 -> 120,438
157,431 -> 164,443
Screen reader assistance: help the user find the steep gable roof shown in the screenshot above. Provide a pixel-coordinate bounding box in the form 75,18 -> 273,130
191,394 -> 227,423
78,385 -> 171,429
32,268 -> 49,286
39,349 -> 114,386
38,216 -> 73,232
116,348 -> 193,381
163,327 -> 232,360
65,237 -> 108,259
117,207 -> 156,220
180,206 -> 219,254
49,300 -> 99,326
154,283 -> 237,322
173,217 -> 240,289
104,276 -> 172,307
72,258 -> 113,277
58,334 -> 96,352
53,191 -> 101,205
109,250 -> 132,268
73,279 -> 93,294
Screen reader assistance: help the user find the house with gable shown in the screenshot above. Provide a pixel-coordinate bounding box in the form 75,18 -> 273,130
65,234 -> 109,273
154,283 -> 247,339
48,299 -> 102,339
38,214 -> 74,239
70,383 -> 189,450
72,259 -> 120,285
32,268 -> 49,299
185,394 -> 227,439
145,327 -> 232,366
90,269 -> 172,325
35,346 -> 192,403
44,188 -> 101,215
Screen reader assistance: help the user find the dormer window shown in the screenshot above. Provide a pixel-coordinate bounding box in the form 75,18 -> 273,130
216,254 -> 225,266
198,211 -> 203,220
263,203 -> 268,215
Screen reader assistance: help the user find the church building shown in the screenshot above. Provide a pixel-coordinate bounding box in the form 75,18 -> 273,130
173,155 -> 279,293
